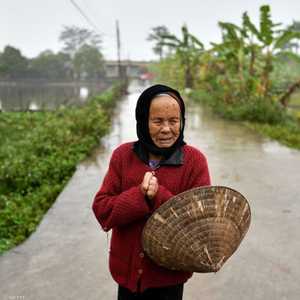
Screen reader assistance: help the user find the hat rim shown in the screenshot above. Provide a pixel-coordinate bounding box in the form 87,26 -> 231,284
142,185 -> 251,273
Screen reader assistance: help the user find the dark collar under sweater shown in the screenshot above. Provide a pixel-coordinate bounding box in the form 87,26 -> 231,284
132,141 -> 183,166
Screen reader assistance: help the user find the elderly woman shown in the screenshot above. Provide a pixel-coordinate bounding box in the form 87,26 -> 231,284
92,84 -> 211,300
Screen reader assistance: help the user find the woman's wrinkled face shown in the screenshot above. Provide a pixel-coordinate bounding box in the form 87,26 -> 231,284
148,95 -> 181,148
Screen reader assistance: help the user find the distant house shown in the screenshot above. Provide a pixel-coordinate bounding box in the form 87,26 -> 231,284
104,60 -> 151,79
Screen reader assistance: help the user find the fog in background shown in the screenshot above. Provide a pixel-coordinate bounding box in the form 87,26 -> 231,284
1,0 -> 300,61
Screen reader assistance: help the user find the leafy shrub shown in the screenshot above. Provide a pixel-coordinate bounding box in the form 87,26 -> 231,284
190,88 -> 300,149
0,82 -> 125,254
191,89 -> 290,124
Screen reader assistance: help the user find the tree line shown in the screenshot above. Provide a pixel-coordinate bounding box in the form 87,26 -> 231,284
147,5 -> 300,108
0,26 -> 105,81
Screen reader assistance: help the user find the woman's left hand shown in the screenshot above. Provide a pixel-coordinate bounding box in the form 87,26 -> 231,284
146,175 -> 159,199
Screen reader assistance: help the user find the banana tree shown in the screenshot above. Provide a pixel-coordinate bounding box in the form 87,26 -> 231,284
282,21 -> 300,53
241,12 -> 263,77
242,5 -> 300,97
159,25 -> 204,88
210,20 -> 254,101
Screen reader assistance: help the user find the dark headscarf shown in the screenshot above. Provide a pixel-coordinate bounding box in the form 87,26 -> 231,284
135,84 -> 186,158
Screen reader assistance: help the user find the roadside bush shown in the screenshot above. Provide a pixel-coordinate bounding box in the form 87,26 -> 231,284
191,89 -> 290,124
190,88 -> 300,149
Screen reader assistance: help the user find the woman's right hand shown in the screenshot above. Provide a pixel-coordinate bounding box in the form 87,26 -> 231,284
140,172 -> 158,199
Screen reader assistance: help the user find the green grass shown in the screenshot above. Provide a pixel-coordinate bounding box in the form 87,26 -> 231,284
246,121 -> 300,149
0,82 -> 125,254
190,89 -> 300,150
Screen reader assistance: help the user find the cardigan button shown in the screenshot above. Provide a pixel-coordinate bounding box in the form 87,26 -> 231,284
138,269 -> 143,274
139,252 -> 144,258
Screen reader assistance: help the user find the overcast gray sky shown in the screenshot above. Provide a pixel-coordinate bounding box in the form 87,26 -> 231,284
1,0 -> 300,61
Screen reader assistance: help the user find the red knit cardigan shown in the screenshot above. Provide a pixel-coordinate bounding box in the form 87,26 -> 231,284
92,142 -> 211,292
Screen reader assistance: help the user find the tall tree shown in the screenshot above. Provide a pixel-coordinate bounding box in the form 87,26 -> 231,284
29,50 -> 71,80
0,46 -> 27,79
159,25 -> 204,88
73,44 -> 105,79
214,6 -> 300,99
59,26 -> 103,80
147,26 -> 171,60
242,5 -> 300,96
59,26 -> 102,58
212,21 -> 247,80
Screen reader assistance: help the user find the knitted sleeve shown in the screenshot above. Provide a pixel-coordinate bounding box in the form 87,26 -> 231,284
151,184 -> 174,210
142,149 -> 211,211
188,149 -> 211,188
92,149 -> 151,231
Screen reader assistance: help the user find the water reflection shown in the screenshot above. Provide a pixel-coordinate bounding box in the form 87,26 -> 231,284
0,80 -> 113,111
186,102 -> 299,156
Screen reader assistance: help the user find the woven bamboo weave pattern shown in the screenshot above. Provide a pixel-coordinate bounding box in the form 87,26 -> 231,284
142,186 -> 251,273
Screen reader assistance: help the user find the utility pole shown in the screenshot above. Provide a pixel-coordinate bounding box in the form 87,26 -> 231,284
116,20 -> 121,79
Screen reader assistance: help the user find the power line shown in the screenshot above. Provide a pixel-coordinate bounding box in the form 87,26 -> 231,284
69,0 -> 101,34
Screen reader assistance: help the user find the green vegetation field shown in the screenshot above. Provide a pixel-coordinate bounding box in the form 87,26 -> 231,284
0,83 -> 125,254
189,90 -> 300,150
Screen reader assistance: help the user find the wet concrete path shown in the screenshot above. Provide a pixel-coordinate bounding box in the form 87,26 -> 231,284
1,83 -> 300,300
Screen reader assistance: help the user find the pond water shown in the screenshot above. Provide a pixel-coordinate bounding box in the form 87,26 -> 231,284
0,80 -> 114,111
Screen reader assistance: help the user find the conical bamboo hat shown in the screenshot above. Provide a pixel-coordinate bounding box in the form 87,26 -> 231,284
142,186 -> 251,273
